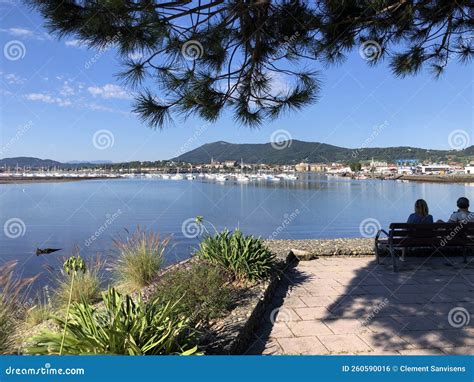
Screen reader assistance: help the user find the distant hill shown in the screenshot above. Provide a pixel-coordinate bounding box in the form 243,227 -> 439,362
172,140 -> 474,164
2,141 -> 473,168
0,157 -> 110,168
67,160 -> 114,164
0,157 -> 63,168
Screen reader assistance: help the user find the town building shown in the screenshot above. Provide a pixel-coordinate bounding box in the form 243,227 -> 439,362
417,164 -> 452,174
465,163 -> 474,174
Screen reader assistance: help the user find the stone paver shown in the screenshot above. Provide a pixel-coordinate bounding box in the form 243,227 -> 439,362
251,256 -> 474,355
317,334 -> 372,354
277,337 -> 329,355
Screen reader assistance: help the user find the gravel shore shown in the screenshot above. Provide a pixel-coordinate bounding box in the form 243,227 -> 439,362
264,238 -> 375,260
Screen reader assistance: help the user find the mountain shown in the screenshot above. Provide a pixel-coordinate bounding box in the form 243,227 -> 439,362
0,157 -> 63,168
67,160 -> 114,164
172,140 -> 474,164
0,157 -> 110,168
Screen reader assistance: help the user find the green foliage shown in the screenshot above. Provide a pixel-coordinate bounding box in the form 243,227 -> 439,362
29,0 -> 472,129
59,254 -> 87,355
349,161 -> 362,173
26,288 -> 198,355
172,140 -> 474,165
197,229 -> 276,283
63,255 -> 86,275
112,229 -> 169,291
153,262 -> 233,324
54,260 -> 102,308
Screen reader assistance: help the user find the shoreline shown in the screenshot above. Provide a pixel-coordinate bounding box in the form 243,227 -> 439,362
1,173 -> 474,184
399,174 -> 474,183
0,176 -> 120,184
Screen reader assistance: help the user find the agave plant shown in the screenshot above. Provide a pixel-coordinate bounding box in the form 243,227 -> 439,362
59,255 -> 86,355
197,229 -> 276,283
26,288 -> 198,355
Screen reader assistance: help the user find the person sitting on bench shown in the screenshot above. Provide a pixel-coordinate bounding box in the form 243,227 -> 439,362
407,199 -> 433,224
448,197 -> 474,223
402,199 -> 433,261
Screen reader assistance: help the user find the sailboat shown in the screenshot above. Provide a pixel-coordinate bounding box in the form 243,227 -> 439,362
171,168 -> 185,180
236,158 -> 249,182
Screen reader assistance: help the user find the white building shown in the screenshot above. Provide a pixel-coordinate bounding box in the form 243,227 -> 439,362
465,163 -> 474,174
418,164 -> 452,174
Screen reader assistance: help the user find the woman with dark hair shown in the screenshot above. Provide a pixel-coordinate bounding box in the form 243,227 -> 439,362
448,197 -> 474,223
407,199 -> 433,224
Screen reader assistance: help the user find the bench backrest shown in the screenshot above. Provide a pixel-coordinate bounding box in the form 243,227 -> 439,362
388,223 -> 474,247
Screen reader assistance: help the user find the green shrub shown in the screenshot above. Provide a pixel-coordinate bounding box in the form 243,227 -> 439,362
54,259 -> 102,308
26,288 -> 198,355
197,229 -> 276,282
153,262 -> 233,324
113,229 -> 169,290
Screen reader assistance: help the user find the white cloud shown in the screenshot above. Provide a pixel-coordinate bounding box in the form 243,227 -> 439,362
59,81 -> 75,96
65,39 -> 88,48
269,72 -> 292,95
87,84 -> 132,100
0,27 -> 50,41
0,71 -> 26,84
25,93 -> 72,107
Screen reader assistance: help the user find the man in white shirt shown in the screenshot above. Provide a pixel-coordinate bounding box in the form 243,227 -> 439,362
448,197 -> 474,223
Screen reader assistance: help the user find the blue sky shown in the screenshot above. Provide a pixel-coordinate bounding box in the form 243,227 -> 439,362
0,0 -> 472,162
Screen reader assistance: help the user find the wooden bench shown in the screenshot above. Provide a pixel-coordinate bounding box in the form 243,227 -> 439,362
375,223 -> 474,271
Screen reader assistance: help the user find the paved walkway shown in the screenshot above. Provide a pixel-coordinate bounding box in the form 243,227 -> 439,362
248,256 -> 474,355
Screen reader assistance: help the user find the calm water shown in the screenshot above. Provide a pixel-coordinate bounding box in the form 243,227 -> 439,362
1,174 -> 473,287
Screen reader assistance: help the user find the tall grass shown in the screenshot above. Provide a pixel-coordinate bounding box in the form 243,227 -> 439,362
54,256 -> 103,308
0,261 -> 34,354
25,286 -> 54,326
112,228 -> 170,290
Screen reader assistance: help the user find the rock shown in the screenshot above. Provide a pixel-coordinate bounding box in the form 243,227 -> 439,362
291,249 -> 316,261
